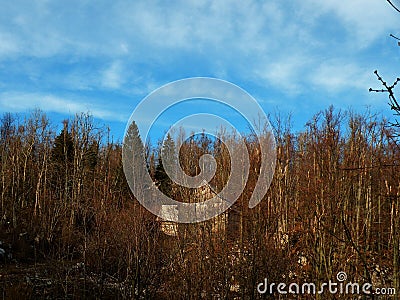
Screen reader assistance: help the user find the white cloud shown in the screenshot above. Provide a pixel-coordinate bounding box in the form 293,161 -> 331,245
0,0 -> 399,128
0,92 -> 129,122
309,60 -> 375,93
0,0 -> 397,61
101,61 -> 124,89
253,54 -> 312,95
0,31 -> 19,56
300,0 -> 400,47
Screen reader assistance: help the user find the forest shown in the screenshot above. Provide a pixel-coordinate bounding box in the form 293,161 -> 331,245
0,103 -> 399,299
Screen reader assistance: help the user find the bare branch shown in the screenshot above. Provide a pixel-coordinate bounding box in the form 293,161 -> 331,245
370,70 -> 400,115
387,0 -> 400,13
390,33 -> 400,41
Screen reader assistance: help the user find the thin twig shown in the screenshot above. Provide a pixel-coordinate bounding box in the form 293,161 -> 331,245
370,70 -> 400,115
387,0 -> 400,13
390,33 -> 400,41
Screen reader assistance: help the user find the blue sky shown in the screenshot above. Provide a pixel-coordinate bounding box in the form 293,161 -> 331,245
0,0 -> 400,142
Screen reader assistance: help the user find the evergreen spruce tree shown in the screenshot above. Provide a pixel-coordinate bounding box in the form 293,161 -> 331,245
122,121 -> 146,195
52,121 -> 74,166
155,133 -> 177,198
51,120 -> 74,200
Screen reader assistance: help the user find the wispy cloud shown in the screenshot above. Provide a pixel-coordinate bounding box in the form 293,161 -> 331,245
101,61 -> 124,89
309,60 -> 373,93
0,0 -> 398,135
301,0 -> 399,47
0,92 -> 129,122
